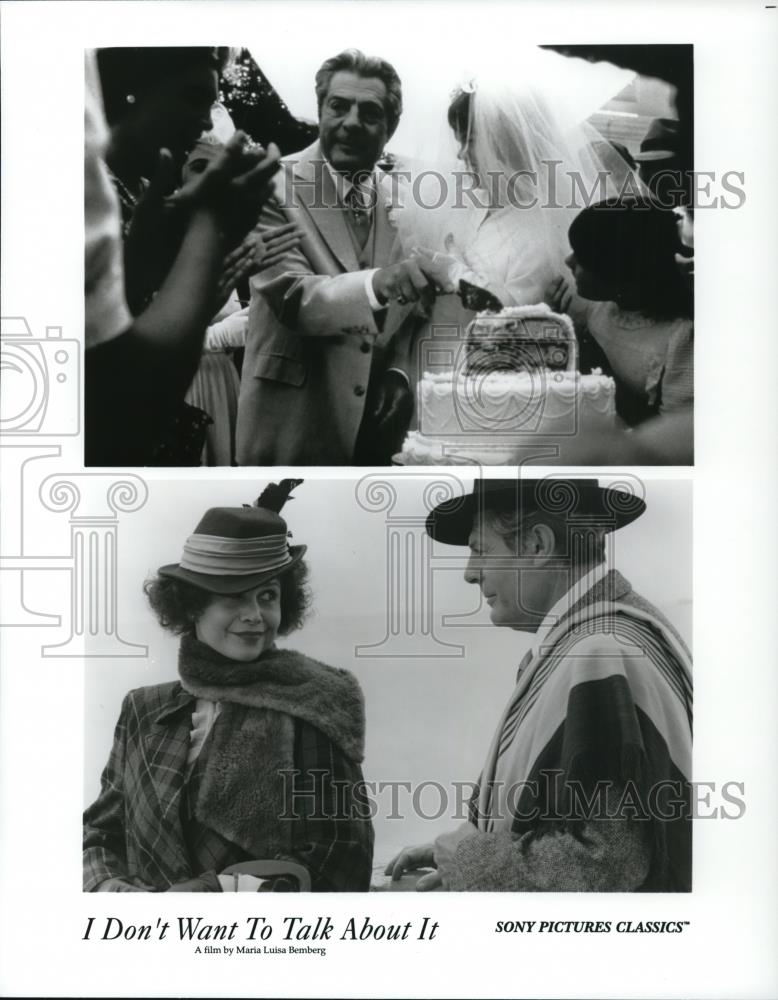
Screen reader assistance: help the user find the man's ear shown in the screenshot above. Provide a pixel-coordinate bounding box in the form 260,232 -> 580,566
525,522 -> 557,562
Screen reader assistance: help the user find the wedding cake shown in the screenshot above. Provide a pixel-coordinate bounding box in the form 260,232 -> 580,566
398,303 -> 616,465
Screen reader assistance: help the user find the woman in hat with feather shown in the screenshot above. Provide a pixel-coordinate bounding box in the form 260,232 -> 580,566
84,480 -> 373,892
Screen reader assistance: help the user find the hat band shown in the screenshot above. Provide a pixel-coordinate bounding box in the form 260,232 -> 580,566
180,532 -> 292,577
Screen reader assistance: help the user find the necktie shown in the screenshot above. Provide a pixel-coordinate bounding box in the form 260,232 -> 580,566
345,183 -> 372,249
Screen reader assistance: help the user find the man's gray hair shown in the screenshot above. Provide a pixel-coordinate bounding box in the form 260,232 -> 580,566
315,48 -> 403,136
485,506 -> 608,567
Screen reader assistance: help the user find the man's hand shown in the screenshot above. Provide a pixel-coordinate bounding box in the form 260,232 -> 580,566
372,260 -> 434,307
354,369 -> 413,464
372,368 -> 413,439
384,843 -> 436,881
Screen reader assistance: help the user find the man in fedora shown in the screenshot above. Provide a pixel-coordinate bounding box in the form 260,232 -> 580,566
236,48 -> 432,466
387,478 -> 692,892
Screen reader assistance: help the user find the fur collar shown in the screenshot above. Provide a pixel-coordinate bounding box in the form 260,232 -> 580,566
177,633 -> 365,762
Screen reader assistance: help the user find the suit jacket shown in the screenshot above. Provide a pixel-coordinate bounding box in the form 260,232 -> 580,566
235,141 -> 403,465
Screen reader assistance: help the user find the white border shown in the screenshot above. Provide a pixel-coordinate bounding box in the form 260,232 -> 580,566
1,2 -> 777,997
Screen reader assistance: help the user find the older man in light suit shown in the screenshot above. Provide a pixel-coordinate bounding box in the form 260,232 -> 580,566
236,49 -> 430,466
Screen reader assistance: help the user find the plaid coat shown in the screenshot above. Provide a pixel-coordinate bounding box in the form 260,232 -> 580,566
83,682 -> 374,892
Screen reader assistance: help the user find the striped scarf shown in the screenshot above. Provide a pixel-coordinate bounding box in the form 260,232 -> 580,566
474,571 -> 692,891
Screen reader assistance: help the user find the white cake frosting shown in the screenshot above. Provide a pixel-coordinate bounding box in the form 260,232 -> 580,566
399,369 -> 616,466
397,302 -> 617,465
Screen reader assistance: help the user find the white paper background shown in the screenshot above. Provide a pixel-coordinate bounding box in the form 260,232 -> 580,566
1,1 -> 777,997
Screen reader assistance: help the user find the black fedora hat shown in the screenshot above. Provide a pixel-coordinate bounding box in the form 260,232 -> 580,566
158,506 -> 306,595
426,478 -> 646,546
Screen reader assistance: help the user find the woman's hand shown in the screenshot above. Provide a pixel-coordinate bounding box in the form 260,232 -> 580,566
166,132 -> 282,246
409,245 -> 459,294
544,274 -> 575,314
213,241 -> 256,310
211,222 -> 305,313
251,221 -> 305,272
165,871 -> 223,891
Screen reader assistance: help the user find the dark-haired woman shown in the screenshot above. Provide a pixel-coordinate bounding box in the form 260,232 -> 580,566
83,483 -> 374,892
86,49 -> 281,466
550,197 -> 693,426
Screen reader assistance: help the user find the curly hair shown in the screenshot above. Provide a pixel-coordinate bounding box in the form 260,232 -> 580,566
314,48 -> 403,137
96,47 -> 236,125
143,558 -> 312,638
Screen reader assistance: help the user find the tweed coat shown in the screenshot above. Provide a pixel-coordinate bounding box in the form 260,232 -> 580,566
83,679 -> 374,892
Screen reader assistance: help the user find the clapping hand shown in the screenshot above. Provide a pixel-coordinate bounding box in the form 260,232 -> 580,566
213,222 -> 304,310
166,131 -> 281,245
250,221 -> 305,272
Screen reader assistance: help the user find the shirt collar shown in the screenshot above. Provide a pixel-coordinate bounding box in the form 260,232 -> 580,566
530,560 -> 609,657
323,158 -> 376,201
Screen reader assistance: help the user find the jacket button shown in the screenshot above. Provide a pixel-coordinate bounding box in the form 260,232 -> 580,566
360,341 -> 371,353
354,385 -> 365,397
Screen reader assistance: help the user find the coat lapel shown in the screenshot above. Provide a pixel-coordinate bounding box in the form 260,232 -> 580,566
142,687 -> 193,861
291,142 -> 360,273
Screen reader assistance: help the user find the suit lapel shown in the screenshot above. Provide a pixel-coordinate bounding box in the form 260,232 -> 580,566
291,142 -> 360,272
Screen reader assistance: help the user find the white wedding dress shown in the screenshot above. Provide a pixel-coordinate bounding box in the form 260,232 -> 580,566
389,47 -> 639,314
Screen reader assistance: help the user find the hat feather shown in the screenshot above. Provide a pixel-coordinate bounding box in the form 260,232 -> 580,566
253,479 -> 304,513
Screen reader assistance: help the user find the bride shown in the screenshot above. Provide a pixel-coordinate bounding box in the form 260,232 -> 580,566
388,48 -> 640,349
